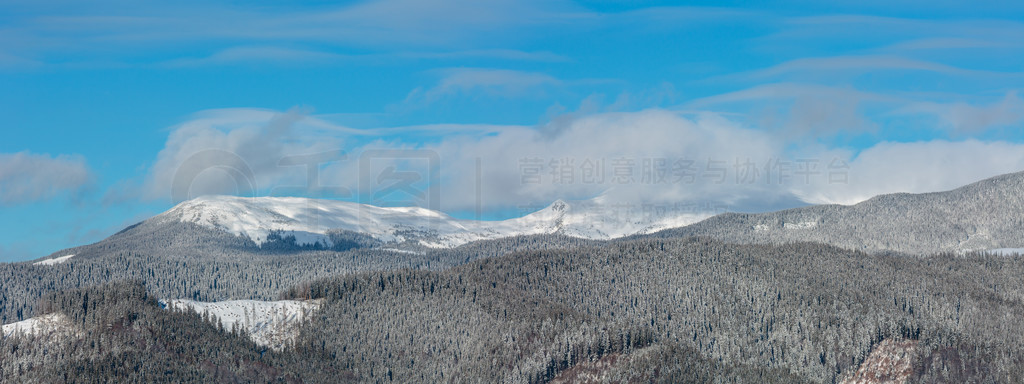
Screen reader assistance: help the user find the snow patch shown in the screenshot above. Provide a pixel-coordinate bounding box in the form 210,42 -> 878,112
161,298 -> 323,350
34,254 -> 74,266
382,248 -> 426,255
840,339 -> 917,384
783,221 -> 818,230
2,313 -> 75,338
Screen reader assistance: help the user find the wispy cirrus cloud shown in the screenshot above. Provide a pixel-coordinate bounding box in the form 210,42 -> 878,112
688,83 -> 897,106
895,91 -> 1024,134
394,49 -> 570,62
0,51 -> 40,69
403,68 -> 563,106
785,14 -> 1024,39
879,37 -> 1016,52
743,55 -> 1002,79
0,0 -> 585,67
12,0 -> 557,46
0,1 -> 775,69
162,46 -> 351,67
162,47 -> 572,68
686,82 -> 1024,139
685,83 -> 896,136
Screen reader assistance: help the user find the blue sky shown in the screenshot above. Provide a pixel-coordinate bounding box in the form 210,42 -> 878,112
3,0 -> 1024,261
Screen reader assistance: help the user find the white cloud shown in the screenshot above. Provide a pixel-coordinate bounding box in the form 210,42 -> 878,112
139,108 -> 788,210
439,110 -> 779,205
0,152 -> 92,205
792,140 -> 1024,205
142,108 -> 349,202
138,108 -> 1024,217
315,110 -> 794,212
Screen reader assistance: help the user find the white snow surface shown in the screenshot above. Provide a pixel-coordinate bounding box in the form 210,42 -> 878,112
33,254 -> 75,266
161,298 -> 323,350
164,195 -> 711,248
783,221 -> 818,230
2,313 -> 75,338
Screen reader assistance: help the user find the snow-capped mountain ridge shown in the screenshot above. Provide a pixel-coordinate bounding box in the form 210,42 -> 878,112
160,195 -> 711,248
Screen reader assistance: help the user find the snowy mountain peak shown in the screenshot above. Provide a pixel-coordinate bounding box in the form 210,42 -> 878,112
154,195 -> 712,249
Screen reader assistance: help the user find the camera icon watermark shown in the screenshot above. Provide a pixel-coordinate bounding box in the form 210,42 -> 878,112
359,149 -> 441,229
271,150 -> 350,199
170,149 -> 258,204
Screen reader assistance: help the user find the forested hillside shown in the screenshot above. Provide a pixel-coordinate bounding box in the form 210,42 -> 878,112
4,239 -> 1019,382
0,231 -> 599,324
5,237 -> 1023,383
0,281 -> 350,383
283,237 -> 1024,383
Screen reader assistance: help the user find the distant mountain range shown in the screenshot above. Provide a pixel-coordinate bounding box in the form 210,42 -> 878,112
649,170 -> 1024,254
33,170 -> 1024,263
162,194 -> 710,248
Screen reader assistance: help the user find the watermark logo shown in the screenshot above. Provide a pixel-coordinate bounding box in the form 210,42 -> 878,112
359,149 -> 441,229
171,149 -> 257,204
273,150 -> 350,199
517,156 -> 850,186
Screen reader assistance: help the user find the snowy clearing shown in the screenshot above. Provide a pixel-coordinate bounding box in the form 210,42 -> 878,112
161,298 -> 323,350
33,254 -> 75,266
2,313 -> 75,338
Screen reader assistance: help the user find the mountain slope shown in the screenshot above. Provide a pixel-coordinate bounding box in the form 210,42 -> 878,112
649,170 -> 1024,254
1,281 -> 350,383
156,195 -> 710,249
285,237 -> 1024,382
